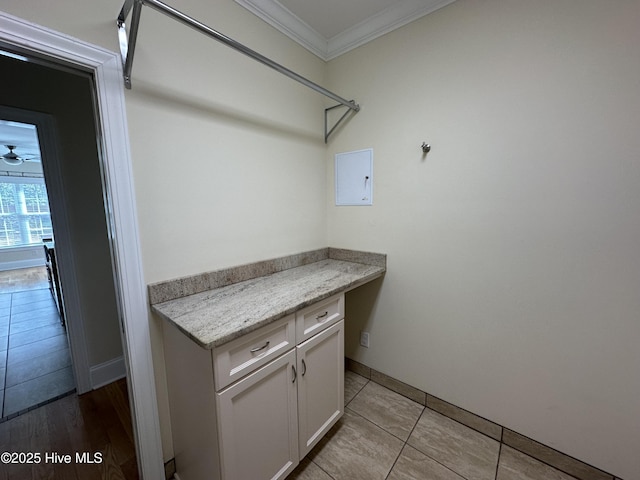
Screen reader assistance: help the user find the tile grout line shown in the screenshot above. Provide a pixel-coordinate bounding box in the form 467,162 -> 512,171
336,405 -> 410,478
347,395 -> 472,480
4,362 -> 74,390
0,291 -> 16,417
494,442 -> 503,480
382,402 -> 423,480
348,362 -> 618,480
2,289 -> 73,421
310,460 -> 337,480
383,444 -> 403,480
344,375 -> 369,409
301,374 -> 370,480
7,330 -> 68,353
501,432 -> 602,480
344,405 -> 411,446
492,427 -> 505,480
0,387 -> 76,423
402,430 -> 475,480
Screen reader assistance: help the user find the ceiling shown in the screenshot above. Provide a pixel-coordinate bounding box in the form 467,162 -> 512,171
234,0 -> 457,60
0,50 -> 43,174
0,119 -> 43,174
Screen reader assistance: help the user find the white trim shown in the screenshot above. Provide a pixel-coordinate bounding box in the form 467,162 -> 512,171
40,113 -> 93,394
0,243 -> 46,271
327,0 -> 457,60
234,0 -> 457,60
234,0 -> 328,59
0,259 -> 44,271
0,174 -> 45,184
90,356 -> 127,389
0,12 -> 164,480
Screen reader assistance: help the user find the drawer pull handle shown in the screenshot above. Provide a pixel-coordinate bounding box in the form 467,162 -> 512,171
291,365 -> 297,383
301,359 -> 307,377
250,341 -> 270,353
316,311 -> 329,321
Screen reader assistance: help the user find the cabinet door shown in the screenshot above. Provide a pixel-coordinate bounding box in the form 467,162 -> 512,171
297,319 -> 344,458
217,349 -> 299,480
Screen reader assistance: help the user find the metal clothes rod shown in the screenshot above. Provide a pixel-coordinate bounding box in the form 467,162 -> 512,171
117,0 -> 359,142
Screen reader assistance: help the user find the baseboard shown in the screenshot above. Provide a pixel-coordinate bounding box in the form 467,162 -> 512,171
345,358 -> 620,480
0,258 -> 45,271
90,356 -> 126,389
164,458 -> 176,479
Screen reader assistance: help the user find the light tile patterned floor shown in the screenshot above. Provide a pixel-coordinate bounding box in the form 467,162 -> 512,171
0,269 -> 74,419
287,371 -> 579,480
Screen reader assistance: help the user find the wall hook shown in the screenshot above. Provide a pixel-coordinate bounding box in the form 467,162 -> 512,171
421,142 -> 431,154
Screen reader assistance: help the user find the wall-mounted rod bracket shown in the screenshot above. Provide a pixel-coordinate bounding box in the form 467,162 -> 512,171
325,103 -> 357,144
116,0 -> 360,141
117,0 -> 141,90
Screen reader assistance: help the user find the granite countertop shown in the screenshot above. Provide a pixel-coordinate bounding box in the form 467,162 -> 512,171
152,254 -> 385,349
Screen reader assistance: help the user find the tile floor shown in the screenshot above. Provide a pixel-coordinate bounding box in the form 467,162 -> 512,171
0,268 -> 74,420
287,371 -> 579,480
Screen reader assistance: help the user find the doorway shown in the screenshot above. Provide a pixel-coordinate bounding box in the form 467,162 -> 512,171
0,120 -> 73,417
0,49 -> 126,392
0,12 -> 165,478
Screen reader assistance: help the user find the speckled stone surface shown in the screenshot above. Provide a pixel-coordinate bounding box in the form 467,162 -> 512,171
152,257 -> 385,349
148,248 -> 330,305
329,248 -> 386,268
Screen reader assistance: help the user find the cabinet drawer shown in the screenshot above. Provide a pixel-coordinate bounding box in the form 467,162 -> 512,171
295,293 -> 344,344
213,314 -> 295,391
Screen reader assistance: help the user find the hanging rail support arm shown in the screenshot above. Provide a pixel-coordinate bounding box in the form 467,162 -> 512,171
117,0 -> 143,90
325,103 -> 356,144
116,0 -> 360,140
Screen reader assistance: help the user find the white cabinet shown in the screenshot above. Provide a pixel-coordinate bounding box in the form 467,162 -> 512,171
213,314 -> 296,391
163,293 -> 345,480
217,349 -> 299,480
297,320 -> 344,458
295,293 -> 344,344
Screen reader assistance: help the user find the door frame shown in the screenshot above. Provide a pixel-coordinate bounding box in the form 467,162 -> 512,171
0,11 -> 164,480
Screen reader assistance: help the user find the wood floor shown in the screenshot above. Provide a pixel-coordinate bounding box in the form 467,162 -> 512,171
0,268 -> 139,480
0,267 -> 49,294
0,378 -> 139,480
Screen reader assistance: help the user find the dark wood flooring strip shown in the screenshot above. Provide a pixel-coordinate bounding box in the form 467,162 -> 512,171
0,379 -> 138,480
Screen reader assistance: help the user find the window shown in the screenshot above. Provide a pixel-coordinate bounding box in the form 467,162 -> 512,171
0,176 -> 52,247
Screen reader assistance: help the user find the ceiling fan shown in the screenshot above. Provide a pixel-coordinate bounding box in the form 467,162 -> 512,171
1,145 -> 41,165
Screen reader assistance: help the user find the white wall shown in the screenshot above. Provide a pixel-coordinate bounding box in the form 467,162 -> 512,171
122,0 -> 329,282
327,1 -> 640,478
3,1 -> 638,477
0,0 -> 328,461
121,0 -> 328,460
0,0 -> 328,279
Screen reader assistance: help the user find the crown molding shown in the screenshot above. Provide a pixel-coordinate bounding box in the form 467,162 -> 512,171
234,0 -> 328,59
326,0 -> 456,60
235,0 -> 456,61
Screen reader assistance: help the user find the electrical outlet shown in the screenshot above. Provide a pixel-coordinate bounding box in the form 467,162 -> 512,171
360,331 -> 370,348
